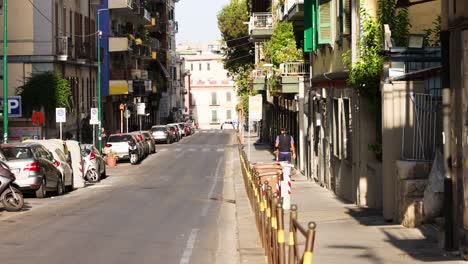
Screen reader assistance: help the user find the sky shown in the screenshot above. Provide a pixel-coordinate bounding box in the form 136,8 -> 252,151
176,0 -> 230,44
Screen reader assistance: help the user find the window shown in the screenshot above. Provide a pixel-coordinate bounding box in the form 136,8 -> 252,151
226,92 -> 231,102
333,98 -> 352,160
207,62 -> 210,71
199,63 -> 202,71
190,92 -> 196,106
226,110 -> 232,120
210,92 -> 218,105
318,0 -> 332,44
211,110 -> 218,123
190,63 -> 193,71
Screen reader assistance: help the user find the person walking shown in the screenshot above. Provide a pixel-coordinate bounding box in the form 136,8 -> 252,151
275,127 -> 296,162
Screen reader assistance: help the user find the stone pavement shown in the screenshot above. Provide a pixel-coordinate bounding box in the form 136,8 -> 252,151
238,134 -> 464,264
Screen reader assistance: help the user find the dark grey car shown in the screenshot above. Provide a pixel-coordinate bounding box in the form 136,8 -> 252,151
0,143 -> 63,198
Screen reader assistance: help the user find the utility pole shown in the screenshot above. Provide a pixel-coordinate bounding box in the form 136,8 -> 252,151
97,9 -> 106,152
3,0 -> 8,143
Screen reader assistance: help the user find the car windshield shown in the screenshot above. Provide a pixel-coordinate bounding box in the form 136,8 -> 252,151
152,127 -> 166,132
1,147 -> 34,160
108,134 -> 134,143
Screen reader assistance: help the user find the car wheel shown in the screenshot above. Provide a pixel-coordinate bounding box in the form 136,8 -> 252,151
166,138 -> 170,144
56,176 -> 65,196
35,178 -> 47,198
130,153 -> 139,165
101,164 -> 107,178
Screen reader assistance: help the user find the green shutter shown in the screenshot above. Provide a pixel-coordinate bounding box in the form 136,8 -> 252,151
304,0 -> 317,52
318,0 -> 332,44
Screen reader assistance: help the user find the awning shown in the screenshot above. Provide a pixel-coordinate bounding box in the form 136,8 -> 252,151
109,80 -> 129,95
156,60 -> 170,79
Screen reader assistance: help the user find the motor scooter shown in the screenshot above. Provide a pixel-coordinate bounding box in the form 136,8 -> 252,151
0,161 -> 24,212
129,141 -> 139,165
81,150 -> 100,183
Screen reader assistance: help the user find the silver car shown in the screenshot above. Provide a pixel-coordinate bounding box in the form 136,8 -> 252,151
0,143 -> 63,198
151,125 -> 173,144
81,144 -> 106,178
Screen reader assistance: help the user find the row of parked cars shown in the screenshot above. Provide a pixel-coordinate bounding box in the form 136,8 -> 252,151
0,139 -> 105,203
103,122 -> 195,165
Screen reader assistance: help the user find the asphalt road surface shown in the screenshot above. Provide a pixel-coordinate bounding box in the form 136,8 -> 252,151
0,129 -> 240,264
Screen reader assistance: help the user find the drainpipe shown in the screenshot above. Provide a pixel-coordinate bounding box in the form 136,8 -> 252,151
441,0 -> 454,250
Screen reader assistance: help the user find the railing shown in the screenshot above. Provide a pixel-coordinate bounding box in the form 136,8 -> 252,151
252,69 -> 266,79
132,44 -> 152,57
250,12 -> 273,30
401,92 -> 442,161
280,62 -> 310,76
238,146 -> 317,264
57,36 -> 68,57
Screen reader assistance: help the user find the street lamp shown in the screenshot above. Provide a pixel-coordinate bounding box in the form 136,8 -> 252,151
97,8 -> 108,153
3,0 -> 8,143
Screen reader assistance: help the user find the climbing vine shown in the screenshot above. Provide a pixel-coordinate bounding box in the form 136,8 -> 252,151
423,16 -> 441,47
378,0 -> 411,47
17,72 -> 74,119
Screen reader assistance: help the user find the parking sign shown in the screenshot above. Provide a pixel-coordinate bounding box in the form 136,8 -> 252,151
0,96 -> 22,117
90,108 -> 99,125
56,108 -> 66,123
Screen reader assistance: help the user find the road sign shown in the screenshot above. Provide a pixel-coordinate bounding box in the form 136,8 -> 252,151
90,108 -> 98,125
0,96 -> 22,117
248,95 -> 263,121
137,102 -> 146,115
31,112 -> 45,125
124,109 -> 131,118
56,108 -> 66,123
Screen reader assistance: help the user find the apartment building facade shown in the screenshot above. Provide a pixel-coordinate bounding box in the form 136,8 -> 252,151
0,0 -> 98,140
178,43 -> 238,129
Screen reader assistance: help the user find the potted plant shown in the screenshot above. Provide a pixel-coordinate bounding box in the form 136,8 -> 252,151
105,151 -> 117,167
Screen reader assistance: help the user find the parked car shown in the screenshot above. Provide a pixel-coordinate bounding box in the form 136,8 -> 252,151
0,143 -> 63,198
151,125 -> 173,144
168,123 -> 184,139
23,139 -> 74,191
131,131 -> 150,157
167,124 -> 180,142
141,131 -> 156,154
104,133 -> 144,163
221,121 -> 236,130
81,144 -> 106,182
177,123 -> 188,137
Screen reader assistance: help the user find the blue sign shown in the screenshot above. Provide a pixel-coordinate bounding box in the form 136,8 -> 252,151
0,96 -> 22,118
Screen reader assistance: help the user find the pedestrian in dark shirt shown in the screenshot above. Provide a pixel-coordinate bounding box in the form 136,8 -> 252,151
274,128 -> 296,162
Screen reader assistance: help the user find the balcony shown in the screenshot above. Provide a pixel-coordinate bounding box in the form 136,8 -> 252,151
248,13 -> 273,40
132,44 -> 152,59
56,36 -> 68,61
251,69 -> 266,91
109,37 -> 131,52
283,0 -> 304,21
108,0 -> 133,9
279,62 -> 310,94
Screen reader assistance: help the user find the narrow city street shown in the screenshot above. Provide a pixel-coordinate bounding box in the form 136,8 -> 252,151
0,130 -> 239,264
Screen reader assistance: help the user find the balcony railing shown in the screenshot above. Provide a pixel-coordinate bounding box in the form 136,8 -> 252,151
108,0 -> 133,9
249,13 -> 273,30
56,36 -> 68,61
280,61 -> 310,76
251,69 -> 266,79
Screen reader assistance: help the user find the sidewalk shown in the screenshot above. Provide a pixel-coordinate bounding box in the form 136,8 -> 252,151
240,134 -> 464,264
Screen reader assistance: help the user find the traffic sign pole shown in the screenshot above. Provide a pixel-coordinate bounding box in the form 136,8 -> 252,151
3,0 -> 8,143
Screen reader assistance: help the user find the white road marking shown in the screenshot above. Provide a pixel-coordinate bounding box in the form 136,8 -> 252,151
201,157 -> 223,217
179,228 -> 199,264
158,148 -> 168,152
174,148 -> 182,152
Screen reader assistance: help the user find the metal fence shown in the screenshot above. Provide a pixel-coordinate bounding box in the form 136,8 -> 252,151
280,62 -> 310,76
402,92 -> 442,161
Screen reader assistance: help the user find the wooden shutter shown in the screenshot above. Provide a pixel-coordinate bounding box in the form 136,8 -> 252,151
318,0 -> 332,44
342,0 -> 351,35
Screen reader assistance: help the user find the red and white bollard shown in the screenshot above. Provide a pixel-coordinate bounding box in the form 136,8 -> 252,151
280,162 -> 293,210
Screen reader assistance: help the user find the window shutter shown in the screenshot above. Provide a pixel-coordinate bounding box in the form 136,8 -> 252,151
343,0 -> 351,35
318,0 -> 332,44
304,0 -> 317,52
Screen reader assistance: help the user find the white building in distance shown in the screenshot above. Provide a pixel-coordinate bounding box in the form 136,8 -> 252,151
178,42 -> 238,129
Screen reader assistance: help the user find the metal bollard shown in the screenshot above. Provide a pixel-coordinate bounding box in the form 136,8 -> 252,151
280,163 -> 293,210
303,222 -> 317,264
271,193 -> 279,263
288,204 -> 298,263
277,203 -> 286,264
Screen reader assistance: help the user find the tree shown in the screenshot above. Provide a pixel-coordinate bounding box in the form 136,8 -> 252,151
264,22 -> 302,67
217,0 -> 254,75
17,72 -> 74,120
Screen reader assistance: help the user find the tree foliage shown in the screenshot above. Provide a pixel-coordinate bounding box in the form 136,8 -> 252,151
264,22 -> 302,67
17,72 -> 74,119
217,0 -> 254,75
378,0 -> 411,47
423,16 -> 441,47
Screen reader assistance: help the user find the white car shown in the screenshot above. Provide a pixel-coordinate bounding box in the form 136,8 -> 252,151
104,133 -> 144,162
221,121 -> 235,130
